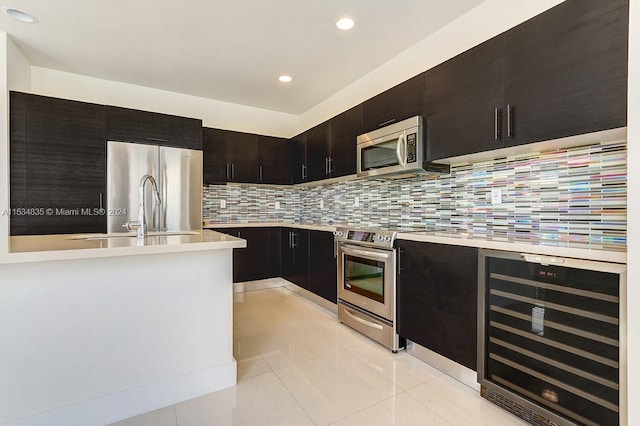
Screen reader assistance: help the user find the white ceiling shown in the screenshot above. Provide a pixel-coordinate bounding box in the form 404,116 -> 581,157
0,0 -> 484,114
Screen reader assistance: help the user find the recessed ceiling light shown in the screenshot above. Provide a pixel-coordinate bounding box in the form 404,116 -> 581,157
278,75 -> 292,83
2,6 -> 36,23
336,16 -> 355,31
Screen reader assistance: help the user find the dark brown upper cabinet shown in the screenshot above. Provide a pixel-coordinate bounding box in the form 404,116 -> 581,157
425,35 -> 506,161
362,73 -> 426,134
10,92 -> 107,235
258,135 -> 290,185
329,104 -> 362,178
504,0 -> 628,147
425,0 -> 628,160
297,104 -> 362,183
290,132 -> 307,184
106,106 -> 202,150
203,127 -> 258,184
305,122 -> 331,182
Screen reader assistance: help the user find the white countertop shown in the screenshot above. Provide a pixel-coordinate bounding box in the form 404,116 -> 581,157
0,230 -> 246,265
204,222 -> 626,264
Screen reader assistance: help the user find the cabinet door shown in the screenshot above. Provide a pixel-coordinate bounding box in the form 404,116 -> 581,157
226,131 -> 258,183
362,73 -> 426,133
106,106 -> 202,149
397,240 -> 478,370
290,133 -> 307,184
308,230 -> 337,303
235,228 -> 270,282
305,123 -> 331,182
202,127 -> 229,184
279,139 -> 291,185
258,136 -> 287,185
9,92 -> 28,235
215,227 -> 271,282
17,93 -> 107,235
425,35 -> 506,160
329,105 -> 361,178
281,228 -> 309,289
504,0 -> 628,146
268,228 -> 282,278
203,128 -> 258,184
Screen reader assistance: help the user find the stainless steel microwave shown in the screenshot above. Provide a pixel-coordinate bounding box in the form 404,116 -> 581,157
356,116 -> 449,179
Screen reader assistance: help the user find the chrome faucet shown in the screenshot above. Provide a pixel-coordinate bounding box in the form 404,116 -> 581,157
124,174 -> 162,239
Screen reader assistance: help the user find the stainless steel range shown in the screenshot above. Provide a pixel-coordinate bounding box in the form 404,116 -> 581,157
335,227 -> 404,352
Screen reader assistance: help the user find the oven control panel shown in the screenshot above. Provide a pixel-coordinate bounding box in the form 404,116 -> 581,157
334,227 -> 397,248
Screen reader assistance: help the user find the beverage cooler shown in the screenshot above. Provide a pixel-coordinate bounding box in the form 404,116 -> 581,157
477,250 -> 626,426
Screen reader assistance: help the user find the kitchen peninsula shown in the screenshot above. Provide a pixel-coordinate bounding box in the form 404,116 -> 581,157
0,230 -> 245,426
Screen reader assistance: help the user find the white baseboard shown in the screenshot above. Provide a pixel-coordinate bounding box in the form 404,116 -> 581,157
406,340 -> 479,391
233,277 -> 284,293
4,361 -> 237,426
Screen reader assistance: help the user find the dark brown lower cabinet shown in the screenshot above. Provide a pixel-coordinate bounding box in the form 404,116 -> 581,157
281,227 -> 310,290
214,227 -> 337,304
396,240 -> 479,370
214,227 -> 280,283
309,230 -> 337,303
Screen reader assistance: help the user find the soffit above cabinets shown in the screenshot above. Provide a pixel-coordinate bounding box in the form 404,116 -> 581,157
0,0 -> 483,114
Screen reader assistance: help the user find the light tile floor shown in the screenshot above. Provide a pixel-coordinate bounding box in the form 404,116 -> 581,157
111,287 -> 527,426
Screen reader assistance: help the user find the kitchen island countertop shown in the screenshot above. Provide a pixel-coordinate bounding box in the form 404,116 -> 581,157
0,229 -> 246,265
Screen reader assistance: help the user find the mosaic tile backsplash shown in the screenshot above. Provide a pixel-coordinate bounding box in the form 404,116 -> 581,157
204,141 -> 627,246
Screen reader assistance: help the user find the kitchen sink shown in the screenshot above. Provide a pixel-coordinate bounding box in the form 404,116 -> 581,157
67,231 -> 200,241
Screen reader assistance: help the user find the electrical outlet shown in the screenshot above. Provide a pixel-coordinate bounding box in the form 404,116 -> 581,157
275,201 -> 280,210
220,199 -> 226,209
491,188 -> 502,205
354,196 -> 360,207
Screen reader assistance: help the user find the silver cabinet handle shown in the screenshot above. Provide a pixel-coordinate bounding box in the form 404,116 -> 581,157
225,164 -> 230,180
301,164 -> 307,180
259,165 -> 263,182
328,157 -> 333,174
343,307 -> 384,330
231,163 -> 235,179
507,104 -> 514,138
325,157 -> 329,175
379,118 -> 396,127
494,107 -> 502,140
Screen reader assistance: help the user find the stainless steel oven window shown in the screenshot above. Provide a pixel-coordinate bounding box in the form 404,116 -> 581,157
344,255 -> 385,303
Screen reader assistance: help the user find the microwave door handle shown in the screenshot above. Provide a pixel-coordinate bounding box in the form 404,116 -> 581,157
396,134 -> 407,167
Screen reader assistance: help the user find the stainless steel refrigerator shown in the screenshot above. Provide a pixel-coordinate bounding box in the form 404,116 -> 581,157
107,141 -> 202,233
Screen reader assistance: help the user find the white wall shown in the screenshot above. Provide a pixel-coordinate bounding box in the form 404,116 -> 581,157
7,36 -> 30,92
626,0 -> 638,424
0,33 -> 9,243
30,66 -> 298,138
298,0 -> 563,133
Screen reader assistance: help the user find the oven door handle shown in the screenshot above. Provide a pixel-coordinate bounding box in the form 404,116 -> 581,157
343,306 -> 384,330
340,245 -> 390,260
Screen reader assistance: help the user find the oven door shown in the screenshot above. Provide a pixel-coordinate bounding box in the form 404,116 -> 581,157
337,243 -> 395,320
